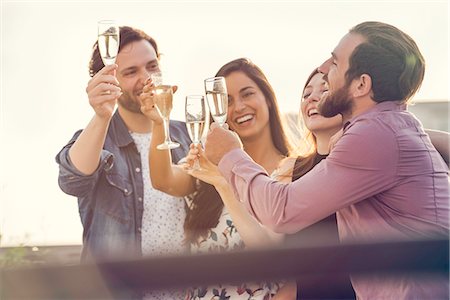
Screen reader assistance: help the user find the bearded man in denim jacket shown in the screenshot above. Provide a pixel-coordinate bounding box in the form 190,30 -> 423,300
56,26 -> 191,263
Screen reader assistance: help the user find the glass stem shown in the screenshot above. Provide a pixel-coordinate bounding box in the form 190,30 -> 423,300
193,142 -> 200,169
163,118 -> 171,143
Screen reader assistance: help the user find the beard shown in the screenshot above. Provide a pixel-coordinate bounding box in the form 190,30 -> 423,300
318,84 -> 353,118
117,91 -> 143,114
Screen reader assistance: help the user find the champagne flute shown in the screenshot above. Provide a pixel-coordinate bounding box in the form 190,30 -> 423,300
185,95 -> 207,169
151,72 -> 180,150
204,77 -> 228,127
98,20 -> 120,66
150,71 -> 164,87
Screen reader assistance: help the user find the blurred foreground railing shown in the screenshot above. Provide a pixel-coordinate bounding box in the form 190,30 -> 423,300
1,238 -> 448,299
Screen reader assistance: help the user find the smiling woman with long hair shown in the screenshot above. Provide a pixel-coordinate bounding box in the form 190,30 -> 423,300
141,57 -> 295,299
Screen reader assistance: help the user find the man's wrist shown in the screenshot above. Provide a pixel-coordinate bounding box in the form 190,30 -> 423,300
93,113 -> 113,127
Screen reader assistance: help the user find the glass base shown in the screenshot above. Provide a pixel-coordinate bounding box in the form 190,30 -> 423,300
157,141 -> 180,150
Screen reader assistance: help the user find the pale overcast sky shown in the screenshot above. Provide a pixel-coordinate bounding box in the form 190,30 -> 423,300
1,0 -> 448,246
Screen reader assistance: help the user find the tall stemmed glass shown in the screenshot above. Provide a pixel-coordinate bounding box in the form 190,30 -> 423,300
151,72 -> 180,150
185,95 -> 207,169
97,20 -> 120,66
204,77 -> 228,127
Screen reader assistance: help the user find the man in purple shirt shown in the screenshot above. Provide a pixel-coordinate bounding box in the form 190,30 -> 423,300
204,21 -> 449,299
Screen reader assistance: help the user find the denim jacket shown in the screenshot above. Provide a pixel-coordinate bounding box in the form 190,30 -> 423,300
56,111 -> 191,262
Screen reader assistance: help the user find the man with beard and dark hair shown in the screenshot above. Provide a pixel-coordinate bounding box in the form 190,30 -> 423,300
203,21 -> 449,299
56,26 -> 190,266
56,26 -> 191,299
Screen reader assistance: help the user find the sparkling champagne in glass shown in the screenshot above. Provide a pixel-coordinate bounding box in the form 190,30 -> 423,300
185,95 -> 207,169
98,20 -> 120,66
152,75 -> 180,150
204,77 -> 228,127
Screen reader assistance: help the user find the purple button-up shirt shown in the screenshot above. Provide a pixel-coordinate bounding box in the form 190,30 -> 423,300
218,101 -> 449,299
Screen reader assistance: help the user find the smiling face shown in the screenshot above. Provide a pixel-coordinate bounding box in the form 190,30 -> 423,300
317,33 -> 366,118
225,71 -> 271,141
301,72 -> 342,135
115,39 -> 160,113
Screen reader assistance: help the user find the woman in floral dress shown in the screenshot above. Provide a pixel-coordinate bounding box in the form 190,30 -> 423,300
141,58 -> 295,299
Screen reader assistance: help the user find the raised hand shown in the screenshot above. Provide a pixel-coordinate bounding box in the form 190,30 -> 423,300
183,143 -> 227,187
204,122 -> 243,165
139,78 -> 163,124
85,64 -> 122,120
140,80 -> 179,125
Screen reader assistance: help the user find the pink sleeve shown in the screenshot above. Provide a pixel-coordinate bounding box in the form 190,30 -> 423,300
218,119 -> 398,234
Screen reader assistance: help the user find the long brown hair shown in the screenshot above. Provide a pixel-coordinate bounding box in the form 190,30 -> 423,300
184,58 -> 293,244
216,58 -> 293,157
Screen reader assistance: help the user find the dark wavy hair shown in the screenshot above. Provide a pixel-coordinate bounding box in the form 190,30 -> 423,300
184,58 -> 293,244
346,21 -> 425,103
88,26 -> 159,77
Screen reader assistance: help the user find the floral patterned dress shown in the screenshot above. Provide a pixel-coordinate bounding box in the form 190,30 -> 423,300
184,161 -> 294,300
185,209 -> 281,300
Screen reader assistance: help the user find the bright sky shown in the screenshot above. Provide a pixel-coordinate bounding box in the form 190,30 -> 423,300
1,0 -> 448,246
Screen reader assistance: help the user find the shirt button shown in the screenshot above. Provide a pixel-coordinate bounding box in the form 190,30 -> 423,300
124,188 -> 128,193
137,227 -> 141,233
135,167 -> 141,173
138,197 -> 143,202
